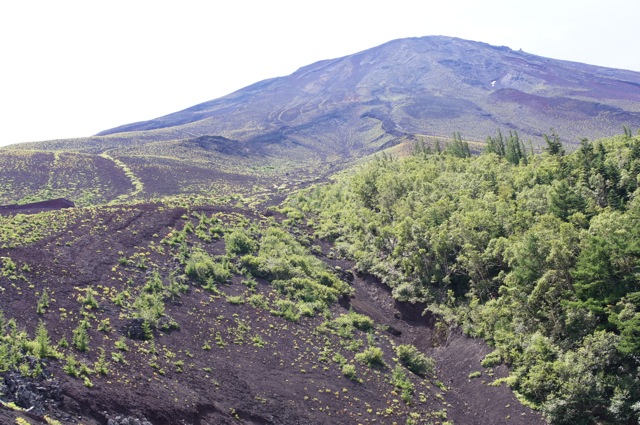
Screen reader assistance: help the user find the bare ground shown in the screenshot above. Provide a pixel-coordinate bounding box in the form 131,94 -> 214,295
0,201 -> 545,425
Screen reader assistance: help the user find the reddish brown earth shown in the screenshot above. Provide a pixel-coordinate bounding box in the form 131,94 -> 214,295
0,201 -> 545,425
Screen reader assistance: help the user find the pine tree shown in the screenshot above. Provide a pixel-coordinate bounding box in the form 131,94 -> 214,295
505,131 -> 527,165
485,129 -> 506,157
544,131 -> 565,156
34,320 -> 51,358
36,288 -> 49,314
72,320 -> 90,352
446,132 -> 471,158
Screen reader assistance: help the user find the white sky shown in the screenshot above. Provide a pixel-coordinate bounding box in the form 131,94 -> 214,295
1,0 -> 639,147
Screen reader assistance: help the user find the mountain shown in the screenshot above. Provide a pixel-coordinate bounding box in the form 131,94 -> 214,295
97,36 -> 640,147
2,36 -> 640,425
3,35 -> 640,205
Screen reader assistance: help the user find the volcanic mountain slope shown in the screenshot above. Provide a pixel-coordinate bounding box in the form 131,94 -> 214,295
4,36 -> 640,205
95,36 -> 640,147
0,200 -> 543,425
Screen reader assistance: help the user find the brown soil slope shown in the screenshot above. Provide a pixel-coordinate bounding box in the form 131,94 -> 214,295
0,202 -> 544,424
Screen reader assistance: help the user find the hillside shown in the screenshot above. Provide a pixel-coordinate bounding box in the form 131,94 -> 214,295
3,36 -> 640,206
1,35 -> 640,425
285,133 -> 640,424
0,194 -> 543,424
95,36 -> 640,146
2,133 -> 638,424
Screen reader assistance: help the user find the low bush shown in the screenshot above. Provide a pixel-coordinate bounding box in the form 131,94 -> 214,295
355,346 -> 385,368
481,350 -> 502,368
225,228 -> 256,256
132,292 -> 165,326
327,310 -> 375,338
342,363 -> 358,380
391,365 -> 415,403
72,320 -> 90,352
396,344 -> 434,377
239,226 -> 351,317
185,250 -> 230,285
271,299 -> 300,322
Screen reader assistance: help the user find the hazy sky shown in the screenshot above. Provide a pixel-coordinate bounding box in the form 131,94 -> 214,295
1,0 -> 639,147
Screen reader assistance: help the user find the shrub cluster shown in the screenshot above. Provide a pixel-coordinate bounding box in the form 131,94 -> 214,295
396,344 -> 434,377
291,133 -> 640,424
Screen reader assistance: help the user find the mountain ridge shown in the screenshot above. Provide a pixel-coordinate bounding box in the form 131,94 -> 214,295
95,35 -> 640,143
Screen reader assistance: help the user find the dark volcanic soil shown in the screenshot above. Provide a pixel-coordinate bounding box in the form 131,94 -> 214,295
0,202 -> 545,425
332,267 -> 543,425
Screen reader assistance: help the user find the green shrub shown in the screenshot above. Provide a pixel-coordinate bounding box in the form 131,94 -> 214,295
247,293 -> 268,309
72,320 -> 90,352
325,310 -> 375,339
242,276 -> 258,291
396,344 -> 434,377
342,363 -> 358,380
111,351 -> 127,364
272,277 -> 342,306
226,295 -> 245,305
355,346 -> 385,368
57,336 -> 69,348
481,350 -> 502,368
143,269 -> 164,293
141,320 -> 153,340
240,255 -> 292,280
185,250 -> 230,285
209,263 -> 231,283
392,365 -> 415,403
225,228 -> 256,256
36,289 -> 49,314
132,292 -> 165,326
34,321 -> 52,358
351,313 -> 374,331
167,273 -> 189,297
238,226 -> 351,319
97,318 -> 112,333
272,299 -> 300,322
94,348 -> 109,376
336,310 -> 374,331
1,256 -> 16,276
239,255 -> 264,277
82,288 -> 99,309
63,354 -> 80,377
297,301 -> 323,317
114,337 -> 129,351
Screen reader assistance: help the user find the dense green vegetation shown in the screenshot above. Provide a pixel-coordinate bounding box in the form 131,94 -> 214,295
288,133 -> 640,424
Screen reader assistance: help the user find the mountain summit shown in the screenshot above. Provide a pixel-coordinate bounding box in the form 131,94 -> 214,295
98,35 -> 640,147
